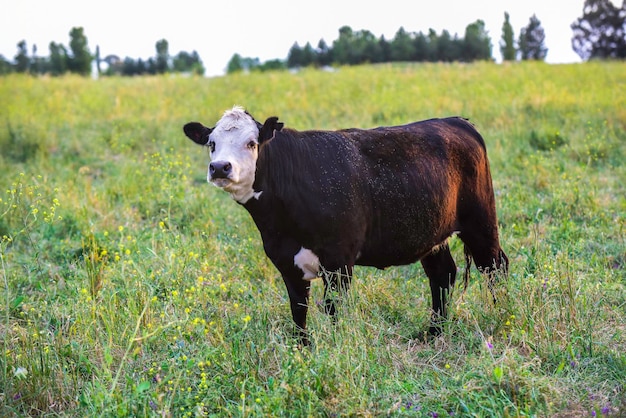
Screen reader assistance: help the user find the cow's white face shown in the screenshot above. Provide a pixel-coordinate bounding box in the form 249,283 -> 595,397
184,106 -> 284,203
205,107 -> 260,203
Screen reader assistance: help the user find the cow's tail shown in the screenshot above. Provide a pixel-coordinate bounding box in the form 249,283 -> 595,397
463,245 -> 473,292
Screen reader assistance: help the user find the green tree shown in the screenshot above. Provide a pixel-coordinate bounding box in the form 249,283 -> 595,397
256,59 -> 286,72
571,0 -> 626,60
49,42 -> 68,76
463,20 -> 492,61
173,50 -> 205,75
287,43 -> 303,68
519,14 -> 548,60
390,27 -> 415,62
316,39 -> 333,66
437,30 -> 462,62
301,42 -> 316,66
145,58 -> 156,75
332,26 -> 356,64
0,55 -> 12,74
378,36 -> 391,63
500,12 -> 517,61
427,29 -> 439,61
67,27 -> 92,75
14,40 -> 30,73
354,29 -> 383,63
412,32 -> 430,61
122,57 -> 139,76
189,51 -> 205,76
227,53 -> 244,73
155,39 -> 169,73
138,58 -> 150,75
226,54 -> 259,73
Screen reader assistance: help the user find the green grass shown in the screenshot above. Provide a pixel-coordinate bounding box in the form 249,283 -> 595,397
1,61 -> 625,417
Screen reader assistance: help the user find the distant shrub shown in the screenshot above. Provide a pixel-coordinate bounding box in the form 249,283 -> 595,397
528,129 -> 568,151
0,122 -> 42,162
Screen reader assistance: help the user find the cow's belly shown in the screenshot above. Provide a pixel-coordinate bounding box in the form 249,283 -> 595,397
355,218 -> 454,269
355,243 -> 434,269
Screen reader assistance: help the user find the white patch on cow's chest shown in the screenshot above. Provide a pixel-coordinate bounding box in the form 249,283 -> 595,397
294,247 -> 320,280
236,190 -> 263,204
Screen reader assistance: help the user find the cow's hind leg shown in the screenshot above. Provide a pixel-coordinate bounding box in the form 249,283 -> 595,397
420,243 -> 457,336
322,265 -> 352,318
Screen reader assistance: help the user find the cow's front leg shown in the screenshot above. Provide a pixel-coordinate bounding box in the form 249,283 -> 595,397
322,265 -> 353,318
282,274 -> 311,345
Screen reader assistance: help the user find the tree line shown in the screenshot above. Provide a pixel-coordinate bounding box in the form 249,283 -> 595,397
104,39 -> 205,76
286,22 -> 494,68
0,28 -> 204,76
227,15 -> 545,73
1,0 -> 624,77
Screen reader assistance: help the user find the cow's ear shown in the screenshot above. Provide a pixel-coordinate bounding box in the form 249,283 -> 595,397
258,116 -> 284,144
183,122 -> 213,146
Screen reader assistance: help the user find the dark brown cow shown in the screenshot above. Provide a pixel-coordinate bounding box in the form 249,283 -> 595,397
184,106 -> 508,344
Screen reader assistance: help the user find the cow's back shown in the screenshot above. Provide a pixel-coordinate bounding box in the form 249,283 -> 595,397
342,118 -> 493,268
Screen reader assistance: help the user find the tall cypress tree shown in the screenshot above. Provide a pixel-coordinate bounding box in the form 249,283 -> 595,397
155,39 -> 169,73
500,12 -> 517,61
14,40 -> 30,73
68,27 -> 92,75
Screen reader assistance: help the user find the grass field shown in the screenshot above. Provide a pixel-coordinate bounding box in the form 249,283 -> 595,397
1,61 -> 625,417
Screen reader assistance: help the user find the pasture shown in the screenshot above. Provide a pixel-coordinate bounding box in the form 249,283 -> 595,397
1,62 -> 625,416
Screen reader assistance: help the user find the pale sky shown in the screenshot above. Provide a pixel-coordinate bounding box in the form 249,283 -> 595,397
0,0 -> 606,76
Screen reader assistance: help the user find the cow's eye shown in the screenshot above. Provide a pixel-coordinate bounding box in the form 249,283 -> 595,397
208,140 -> 215,153
247,141 -> 257,150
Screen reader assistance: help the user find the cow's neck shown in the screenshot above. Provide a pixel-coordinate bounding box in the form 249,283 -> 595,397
240,191 -> 286,238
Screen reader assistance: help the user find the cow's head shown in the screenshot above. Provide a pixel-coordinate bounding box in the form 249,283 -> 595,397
183,106 -> 283,203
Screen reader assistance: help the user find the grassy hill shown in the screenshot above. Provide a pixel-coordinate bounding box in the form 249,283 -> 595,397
1,62 -> 625,416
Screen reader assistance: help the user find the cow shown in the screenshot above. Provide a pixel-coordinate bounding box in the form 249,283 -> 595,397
183,106 -> 508,344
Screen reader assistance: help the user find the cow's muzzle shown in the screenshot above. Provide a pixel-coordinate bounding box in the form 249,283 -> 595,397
209,161 -> 232,179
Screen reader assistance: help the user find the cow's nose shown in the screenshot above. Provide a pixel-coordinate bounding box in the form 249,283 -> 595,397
209,161 -> 232,179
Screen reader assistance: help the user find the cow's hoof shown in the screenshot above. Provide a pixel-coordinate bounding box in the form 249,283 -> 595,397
428,325 -> 443,337
295,330 -> 310,347
414,326 -> 442,343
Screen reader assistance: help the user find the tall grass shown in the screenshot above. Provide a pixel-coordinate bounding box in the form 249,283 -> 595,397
1,62 -> 625,416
